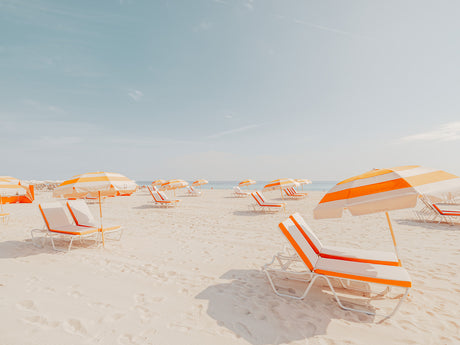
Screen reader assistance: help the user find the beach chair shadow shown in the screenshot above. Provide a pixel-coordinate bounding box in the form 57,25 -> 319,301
196,269 -> 372,345
0,240 -> 58,259
396,218 -> 459,231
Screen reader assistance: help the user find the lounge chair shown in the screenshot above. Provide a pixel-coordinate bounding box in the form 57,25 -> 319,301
283,187 -> 307,199
33,202 -> 99,252
187,186 -> 201,197
286,213 -> 400,266
251,191 -> 285,212
233,186 -> 250,198
263,218 -> 411,318
66,199 -> 123,240
148,187 -> 180,207
416,195 -> 460,224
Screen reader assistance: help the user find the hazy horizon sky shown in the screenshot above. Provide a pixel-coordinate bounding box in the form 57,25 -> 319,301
1,0 -> 459,182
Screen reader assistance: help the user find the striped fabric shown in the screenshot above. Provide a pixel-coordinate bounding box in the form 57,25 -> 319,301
295,179 -> 312,185
0,176 -> 28,197
263,178 -> 299,191
191,179 -> 208,187
314,166 -> 460,219
152,179 -> 165,186
53,172 -> 138,198
159,179 -> 188,191
239,179 -> 256,187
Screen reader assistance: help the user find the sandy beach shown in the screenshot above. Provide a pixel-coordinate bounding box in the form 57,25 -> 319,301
0,189 -> 459,344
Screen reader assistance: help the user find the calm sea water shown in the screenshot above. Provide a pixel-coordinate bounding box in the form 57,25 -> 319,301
136,180 -> 338,192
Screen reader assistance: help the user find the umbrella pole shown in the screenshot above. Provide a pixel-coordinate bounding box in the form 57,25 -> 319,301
385,211 -> 400,262
99,191 -> 104,247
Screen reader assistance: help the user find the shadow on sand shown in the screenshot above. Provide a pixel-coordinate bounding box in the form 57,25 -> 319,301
0,239 -> 62,259
196,269 -> 374,344
396,218 -> 459,231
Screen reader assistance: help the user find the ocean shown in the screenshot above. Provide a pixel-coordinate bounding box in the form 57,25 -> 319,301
136,180 -> 338,192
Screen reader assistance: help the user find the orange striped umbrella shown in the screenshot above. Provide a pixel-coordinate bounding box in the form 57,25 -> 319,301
264,178 -> 299,199
0,176 -> 29,214
53,172 -> 138,246
192,179 -> 208,187
295,179 -> 312,191
313,165 -> 460,259
239,179 -> 256,187
160,179 -> 188,197
152,179 -> 165,186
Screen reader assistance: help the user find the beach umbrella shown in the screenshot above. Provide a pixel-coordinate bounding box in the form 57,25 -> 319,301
0,177 -> 29,215
264,178 -> 299,199
53,172 -> 138,246
295,179 -> 312,191
239,179 -> 256,188
160,179 -> 188,197
152,179 -> 165,186
313,165 -> 460,260
192,179 -> 208,189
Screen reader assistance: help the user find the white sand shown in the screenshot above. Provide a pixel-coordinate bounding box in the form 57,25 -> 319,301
0,190 -> 459,344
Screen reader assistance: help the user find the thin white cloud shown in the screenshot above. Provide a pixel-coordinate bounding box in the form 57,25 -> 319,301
128,89 -> 144,101
401,122 -> 460,142
245,0 -> 254,11
224,114 -> 233,119
24,99 -> 66,114
207,124 -> 261,139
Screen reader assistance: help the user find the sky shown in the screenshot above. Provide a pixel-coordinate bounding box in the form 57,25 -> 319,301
1,0 -> 459,182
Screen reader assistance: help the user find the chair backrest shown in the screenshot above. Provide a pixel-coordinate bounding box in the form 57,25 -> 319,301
158,191 -> 169,201
39,202 -> 72,230
283,188 -> 291,196
278,218 -> 319,271
67,199 -> 97,227
233,186 -> 240,192
289,213 -> 323,254
251,192 -> 264,206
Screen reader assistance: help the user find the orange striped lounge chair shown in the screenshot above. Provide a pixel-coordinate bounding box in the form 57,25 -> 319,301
283,187 -> 307,199
148,187 -> 180,207
233,186 -> 250,198
262,217 -> 411,318
416,195 -> 460,224
32,202 -> 99,252
251,191 -> 285,212
187,186 -> 202,197
66,199 -> 123,241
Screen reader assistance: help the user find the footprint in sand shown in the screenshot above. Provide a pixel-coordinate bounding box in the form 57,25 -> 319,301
63,318 -> 87,336
22,315 -> 59,328
16,300 -> 38,312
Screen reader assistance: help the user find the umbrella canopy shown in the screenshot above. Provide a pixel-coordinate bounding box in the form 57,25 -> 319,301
0,176 -> 34,204
314,165 -> 460,219
53,172 -> 138,198
264,178 -> 299,191
192,179 -> 208,187
239,179 -> 256,187
160,179 -> 189,191
152,179 -> 165,186
295,179 -> 312,185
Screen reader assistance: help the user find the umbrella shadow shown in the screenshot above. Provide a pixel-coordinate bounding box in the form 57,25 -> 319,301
196,269 -> 374,344
132,204 -> 156,210
232,210 -> 273,217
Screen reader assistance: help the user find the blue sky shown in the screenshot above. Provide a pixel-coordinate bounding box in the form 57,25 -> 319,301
1,0 -> 459,181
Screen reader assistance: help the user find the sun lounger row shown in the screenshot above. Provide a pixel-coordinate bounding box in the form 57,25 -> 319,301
415,194 -> 460,224
251,191 -> 285,212
263,213 -> 411,319
283,187 -> 308,199
32,200 -> 122,252
148,186 -> 180,207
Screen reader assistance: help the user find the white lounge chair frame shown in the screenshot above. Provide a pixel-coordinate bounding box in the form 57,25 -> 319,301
250,191 -> 285,212
233,186 -> 250,198
0,212 -> 9,225
187,186 -> 201,197
33,202 -> 99,252
148,187 -> 180,207
262,218 -> 411,319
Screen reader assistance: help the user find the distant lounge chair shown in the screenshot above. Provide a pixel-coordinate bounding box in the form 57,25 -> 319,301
415,195 -> 460,224
262,217 -> 411,319
148,187 -> 180,207
283,187 -> 307,199
187,186 -> 201,197
233,186 -> 250,198
251,191 -> 285,212
33,202 -> 99,252
66,199 -> 123,240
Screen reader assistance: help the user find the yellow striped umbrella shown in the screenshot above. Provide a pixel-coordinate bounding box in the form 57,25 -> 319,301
264,178 -> 299,199
152,179 -> 165,186
295,179 -> 312,191
192,179 -> 208,187
239,179 -> 256,187
313,165 -> 460,259
160,179 -> 188,197
53,172 -> 138,246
